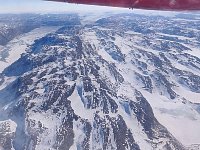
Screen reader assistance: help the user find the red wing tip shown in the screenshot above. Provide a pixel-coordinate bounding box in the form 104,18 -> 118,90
44,0 -> 200,11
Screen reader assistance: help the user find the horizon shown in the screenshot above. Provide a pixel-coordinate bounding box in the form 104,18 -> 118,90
0,0 -> 191,17
0,0 -> 127,13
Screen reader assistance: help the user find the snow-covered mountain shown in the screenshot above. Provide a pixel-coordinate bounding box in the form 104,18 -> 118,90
0,12 -> 200,150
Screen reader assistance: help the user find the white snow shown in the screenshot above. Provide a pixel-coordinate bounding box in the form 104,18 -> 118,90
81,23 -> 200,146
185,47 -> 200,59
157,32 -> 194,40
0,26 -> 60,73
68,80 -> 94,121
0,76 -> 16,90
117,99 -> 153,150
141,90 -> 200,146
0,119 -> 17,134
1,12 -> 200,149
175,84 -> 200,104
35,88 -> 45,94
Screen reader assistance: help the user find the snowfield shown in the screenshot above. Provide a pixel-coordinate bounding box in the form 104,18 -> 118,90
0,12 -> 200,150
0,26 -> 60,73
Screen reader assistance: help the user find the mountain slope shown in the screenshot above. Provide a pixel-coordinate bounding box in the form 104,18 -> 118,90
0,13 -> 200,150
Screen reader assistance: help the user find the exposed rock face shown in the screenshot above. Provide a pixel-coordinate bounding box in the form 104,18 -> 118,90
0,13 -> 200,150
0,120 -> 17,150
0,14 -> 79,46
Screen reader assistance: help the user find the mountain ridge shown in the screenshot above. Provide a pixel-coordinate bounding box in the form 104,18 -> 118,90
0,13 -> 200,150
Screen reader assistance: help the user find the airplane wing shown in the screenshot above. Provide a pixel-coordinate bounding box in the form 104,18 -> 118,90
46,0 -> 200,10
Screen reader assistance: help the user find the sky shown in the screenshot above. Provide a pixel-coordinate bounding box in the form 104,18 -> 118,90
0,0 -> 182,16
0,0 -> 126,13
